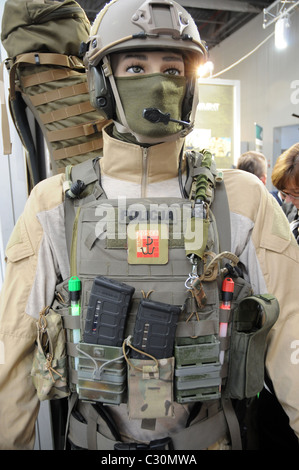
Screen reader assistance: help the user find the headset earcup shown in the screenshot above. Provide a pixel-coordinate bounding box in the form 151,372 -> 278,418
88,65 -> 115,120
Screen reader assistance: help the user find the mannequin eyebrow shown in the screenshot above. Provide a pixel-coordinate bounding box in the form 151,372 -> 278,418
122,53 -> 183,62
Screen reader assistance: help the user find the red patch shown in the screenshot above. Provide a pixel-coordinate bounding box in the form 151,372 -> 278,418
136,229 -> 159,258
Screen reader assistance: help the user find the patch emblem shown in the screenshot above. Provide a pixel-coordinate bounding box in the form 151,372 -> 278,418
127,223 -> 168,264
136,229 -> 159,258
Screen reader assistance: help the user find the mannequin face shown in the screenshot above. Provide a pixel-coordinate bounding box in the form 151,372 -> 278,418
109,50 -> 187,142
111,50 -> 185,77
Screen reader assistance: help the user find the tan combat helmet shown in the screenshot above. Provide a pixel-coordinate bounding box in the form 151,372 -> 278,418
84,0 -> 208,143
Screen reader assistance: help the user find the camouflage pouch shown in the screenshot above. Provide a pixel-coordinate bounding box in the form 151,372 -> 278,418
31,307 -> 70,401
127,356 -> 175,420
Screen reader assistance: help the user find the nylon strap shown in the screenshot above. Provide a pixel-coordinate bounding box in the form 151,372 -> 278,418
47,119 -> 106,142
64,158 -> 103,264
29,82 -> 88,107
87,406 -> 100,450
20,68 -> 81,88
64,392 -> 78,449
0,61 -> 12,155
8,53 -> 84,100
211,177 -> 231,252
68,400 -> 230,450
221,397 -> 242,450
53,138 -> 103,161
41,101 -> 95,124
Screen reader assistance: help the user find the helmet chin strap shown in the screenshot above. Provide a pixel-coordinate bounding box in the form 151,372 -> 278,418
103,56 -> 196,145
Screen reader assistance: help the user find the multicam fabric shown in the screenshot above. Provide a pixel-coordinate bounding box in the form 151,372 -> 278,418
31,308 -> 69,401
127,357 -> 175,419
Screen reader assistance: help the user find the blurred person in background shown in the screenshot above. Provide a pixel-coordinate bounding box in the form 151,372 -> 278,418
272,143 -> 299,244
237,151 -> 267,185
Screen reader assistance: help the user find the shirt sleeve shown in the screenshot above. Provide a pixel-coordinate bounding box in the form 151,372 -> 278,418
255,195 -> 299,439
0,175 -> 65,449
0,211 -> 42,449
225,170 -> 299,440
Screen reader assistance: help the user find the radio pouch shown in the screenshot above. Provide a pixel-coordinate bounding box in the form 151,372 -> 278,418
225,294 -> 279,400
31,307 -> 69,401
127,355 -> 175,420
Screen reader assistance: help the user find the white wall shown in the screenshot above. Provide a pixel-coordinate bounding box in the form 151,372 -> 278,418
0,2 -> 54,450
0,2 -> 28,289
209,8 -> 299,187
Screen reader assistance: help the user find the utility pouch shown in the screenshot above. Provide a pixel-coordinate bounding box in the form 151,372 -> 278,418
225,294 -> 279,400
31,307 -> 69,401
127,356 -> 175,420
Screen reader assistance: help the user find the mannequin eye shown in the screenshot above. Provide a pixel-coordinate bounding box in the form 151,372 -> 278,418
163,67 -> 182,76
126,65 -> 144,74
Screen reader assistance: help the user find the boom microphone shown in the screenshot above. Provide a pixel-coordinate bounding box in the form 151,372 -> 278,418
143,107 -> 191,129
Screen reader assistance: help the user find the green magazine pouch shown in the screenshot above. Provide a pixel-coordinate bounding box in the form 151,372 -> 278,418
76,343 -> 127,405
225,294 -> 279,400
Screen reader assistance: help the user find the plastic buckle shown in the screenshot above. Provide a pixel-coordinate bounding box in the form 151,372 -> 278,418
114,437 -> 173,451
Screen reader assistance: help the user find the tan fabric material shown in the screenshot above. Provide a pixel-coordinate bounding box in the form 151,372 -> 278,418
224,169 -> 299,439
0,136 -> 299,449
0,174 -> 64,449
101,124 -> 185,185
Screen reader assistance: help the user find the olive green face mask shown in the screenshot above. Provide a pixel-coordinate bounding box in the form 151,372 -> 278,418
115,73 -> 187,139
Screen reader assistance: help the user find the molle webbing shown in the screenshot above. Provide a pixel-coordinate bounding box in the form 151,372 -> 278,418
1,0 -> 111,184
9,53 -> 110,174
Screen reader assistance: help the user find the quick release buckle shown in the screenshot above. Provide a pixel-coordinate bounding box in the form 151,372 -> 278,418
114,436 -> 174,451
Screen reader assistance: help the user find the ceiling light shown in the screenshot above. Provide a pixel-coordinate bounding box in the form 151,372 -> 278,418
275,14 -> 290,49
197,61 -> 214,78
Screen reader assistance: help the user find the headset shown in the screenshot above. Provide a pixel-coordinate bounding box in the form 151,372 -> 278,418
88,63 -> 115,120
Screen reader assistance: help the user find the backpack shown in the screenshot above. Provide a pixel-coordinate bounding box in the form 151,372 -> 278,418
44,147 -> 279,450
0,0 -> 110,187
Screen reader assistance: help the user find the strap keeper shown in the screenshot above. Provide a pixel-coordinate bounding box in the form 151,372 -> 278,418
63,180 -> 71,194
102,61 -> 112,77
34,53 -> 40,65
